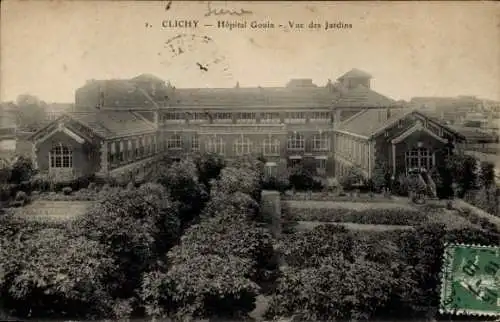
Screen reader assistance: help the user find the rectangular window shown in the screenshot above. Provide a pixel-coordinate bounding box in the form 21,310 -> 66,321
213,112 -> 232,123
265,162 -> 277,177
163,112 -> 185,123
190,112 -> 207,123
236,112 -> 256,123
316,158 -> 327,175
260,112 -> 280,124
285,112 -> 306,124
310,111 -> 331,123
191,135 -> 200,151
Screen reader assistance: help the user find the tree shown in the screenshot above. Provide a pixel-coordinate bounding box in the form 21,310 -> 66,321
0,227 -> 116,319
194,153 -> 226,192
14,94 -> 48,131
9,156 -> 35,184
477,161 -> 495,188
446,154 -> 478,197
72,184 -> 180,302
142,255 -> 259,320
157,158 -> 208,228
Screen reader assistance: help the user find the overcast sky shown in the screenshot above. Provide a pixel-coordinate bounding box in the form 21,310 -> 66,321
1,1 -> 499,103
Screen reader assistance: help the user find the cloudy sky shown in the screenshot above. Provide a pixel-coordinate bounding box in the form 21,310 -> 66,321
1,1 -> 499,103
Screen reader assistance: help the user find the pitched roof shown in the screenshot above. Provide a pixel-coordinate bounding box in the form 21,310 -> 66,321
169,87 -> 340,108
77,79 -> 160,110
337,68 -> 372,80
68,110 -> 157,138
337,107 -> 464,139
337,107 -> 410,137
30,110 -> 157,141
332,85 -> 397,108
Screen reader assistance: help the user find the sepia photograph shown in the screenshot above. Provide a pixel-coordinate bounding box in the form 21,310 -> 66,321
0,1 -> 499,321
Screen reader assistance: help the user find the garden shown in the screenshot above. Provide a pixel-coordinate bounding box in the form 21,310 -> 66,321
0,153 -> 499,321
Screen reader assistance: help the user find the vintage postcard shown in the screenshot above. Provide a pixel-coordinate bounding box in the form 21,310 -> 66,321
0,1 -> 499,321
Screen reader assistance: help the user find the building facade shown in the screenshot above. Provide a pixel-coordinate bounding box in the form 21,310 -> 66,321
333,108 -> 465,180
28,69 -> 465,183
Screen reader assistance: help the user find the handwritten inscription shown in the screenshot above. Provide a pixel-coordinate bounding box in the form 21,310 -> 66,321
204,1 -> 253,17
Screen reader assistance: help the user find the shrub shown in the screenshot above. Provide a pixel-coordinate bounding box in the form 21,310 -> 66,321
0,226 -> 116,319
266,256 -> 395,320
283,206 -> 425,226
62,187 -> 72,195
278,225 -> 355,268
14,191 -> 27,202
72,184 -> 180,301
339,166 -> 365,191
9,157 -> 35,184
141,255 -> 259,320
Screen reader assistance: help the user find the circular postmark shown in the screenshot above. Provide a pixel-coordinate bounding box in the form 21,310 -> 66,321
158,33 -> 234,82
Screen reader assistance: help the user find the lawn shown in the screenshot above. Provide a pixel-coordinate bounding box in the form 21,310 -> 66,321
10,200 -> 93,222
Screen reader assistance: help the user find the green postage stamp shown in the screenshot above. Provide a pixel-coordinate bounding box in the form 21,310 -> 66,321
439,244 -> 499,316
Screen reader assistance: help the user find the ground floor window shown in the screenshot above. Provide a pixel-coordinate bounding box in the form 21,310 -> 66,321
316,158 -> 327,174
288,157 -> 302,168
265,162 -> 277,177
405,147 -> 433,173
50,143 -> 72,168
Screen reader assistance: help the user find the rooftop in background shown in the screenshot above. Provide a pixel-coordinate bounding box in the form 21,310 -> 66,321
75,68 -> 397,110
337,68 -> 372,80
448,125 -> 499,142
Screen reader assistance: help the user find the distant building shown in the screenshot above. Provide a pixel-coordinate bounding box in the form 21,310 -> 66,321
0,102 -> 18,165
29,70 -> 465,183
45,103 -> 74,122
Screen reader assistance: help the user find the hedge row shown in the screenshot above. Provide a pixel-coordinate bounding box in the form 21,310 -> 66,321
140,162 -> 278,320
267,223 -> 500,320
283,206 -> 427,226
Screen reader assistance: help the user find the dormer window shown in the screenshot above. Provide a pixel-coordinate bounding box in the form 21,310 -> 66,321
385,131 -> 389,138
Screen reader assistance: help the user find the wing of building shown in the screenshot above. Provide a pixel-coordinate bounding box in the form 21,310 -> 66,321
29,70 -> 468,183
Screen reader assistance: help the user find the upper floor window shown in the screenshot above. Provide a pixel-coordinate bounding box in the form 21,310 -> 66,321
262,137 -> 280,155
287,132 -> 305,150
206,137 -> 225,155
236,112 -> 256,123
213,112 -> 232,123
260,112 -> 281,123
167,134 -> 183,149
163,112 -> 185,122
234,136 -> 253,156
313,133 -> 330,151
108,141 -> 117,164
190,112 -> 207,122
310,111 -> 331,122
50,143 -> 72,168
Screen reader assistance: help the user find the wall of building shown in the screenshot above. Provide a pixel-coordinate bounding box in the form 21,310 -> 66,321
35,131 -> 100,180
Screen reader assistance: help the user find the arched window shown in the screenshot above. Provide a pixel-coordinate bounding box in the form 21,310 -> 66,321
287,132 -> 304,151
206,137 -> 225,155
405,148 -> 433,173
167,134 -> 182,149
234,136 -> 253,156
262,137 -> 280,155
50,143 -> 72,168
312,133 -> 330,151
